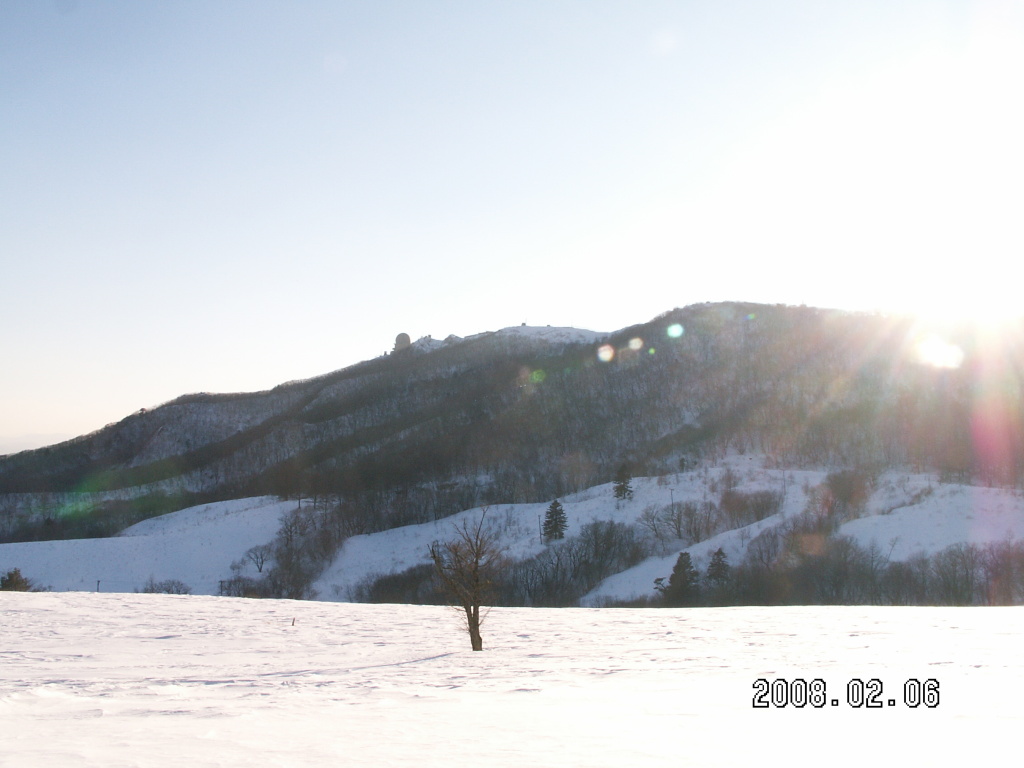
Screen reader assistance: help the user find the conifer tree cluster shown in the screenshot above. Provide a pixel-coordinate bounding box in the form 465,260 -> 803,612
654,548 -> 733,607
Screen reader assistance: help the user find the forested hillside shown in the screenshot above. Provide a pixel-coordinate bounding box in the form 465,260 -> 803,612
2,302 -> 1022,544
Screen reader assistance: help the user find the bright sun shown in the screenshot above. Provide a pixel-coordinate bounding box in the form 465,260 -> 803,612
675,9 -> 1024,327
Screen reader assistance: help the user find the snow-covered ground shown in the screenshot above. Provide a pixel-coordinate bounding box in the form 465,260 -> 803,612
4,464 -> 1024,605
1,592 -> 1020,767
0,498 -> 294,595
489,324 -> 607,344
5,468 -> 1024,764
841,482 -> 1024,560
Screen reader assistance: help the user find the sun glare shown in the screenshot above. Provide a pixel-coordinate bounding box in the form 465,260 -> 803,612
903,295 -> 1024,333
914,333 -> 965,369
675,12 -> 1024,326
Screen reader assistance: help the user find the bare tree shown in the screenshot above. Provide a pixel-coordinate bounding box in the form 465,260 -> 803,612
932,543 -> 981,605
679,501 -> 718,543
429,508 -> 505,651
637,505 -> 669,543
244,544 -> 272,573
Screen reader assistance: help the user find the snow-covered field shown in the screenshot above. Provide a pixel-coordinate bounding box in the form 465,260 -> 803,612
1,592 -> 1020,767
4,468 -> 1024,765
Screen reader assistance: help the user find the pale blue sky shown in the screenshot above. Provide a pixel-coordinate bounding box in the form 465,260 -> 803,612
2,1 -> 1022,452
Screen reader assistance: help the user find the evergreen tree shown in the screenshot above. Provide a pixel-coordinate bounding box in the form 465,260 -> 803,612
654,552 -> 700,606
0,568 -> 32,591
542,499 -> 567,541
704,547 -> 732,604
706,547 -> 730,585
613,466 -> 634,501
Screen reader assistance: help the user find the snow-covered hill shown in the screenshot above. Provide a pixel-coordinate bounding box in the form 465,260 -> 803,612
4,459 -> 1024,603
0,314 -> 613,509
0,497 -> 294,595
2,591 -> 1021,767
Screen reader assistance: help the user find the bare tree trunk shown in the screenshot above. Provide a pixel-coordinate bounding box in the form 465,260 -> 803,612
466,605 -> 483,651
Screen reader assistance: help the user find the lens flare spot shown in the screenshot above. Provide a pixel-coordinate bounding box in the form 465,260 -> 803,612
915,334 -> 964,369
628,337 -> 644,351
648,347 -> 656,355
597,344 -> 615,362
667,323 -> 684,338
530,369 -> 546,384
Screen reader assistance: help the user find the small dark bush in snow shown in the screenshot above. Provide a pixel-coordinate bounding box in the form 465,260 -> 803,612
139,577 -> 192,595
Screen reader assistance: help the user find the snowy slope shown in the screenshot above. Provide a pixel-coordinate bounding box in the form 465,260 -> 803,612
5,463 -> 1024,604
586,471 -> 1024,604
2,591 -> 1022,767
313,473 -> 734,600
840,482 -> 1024,559
490,324 -> 606,344
0,497 -> 295,594
319,462 -> 1024,605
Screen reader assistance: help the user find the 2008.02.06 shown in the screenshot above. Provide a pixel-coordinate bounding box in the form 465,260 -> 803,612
752,678 -> 940,708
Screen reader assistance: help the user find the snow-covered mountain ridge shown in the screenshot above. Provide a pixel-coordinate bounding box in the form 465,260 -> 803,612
412,324 -> 606,352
